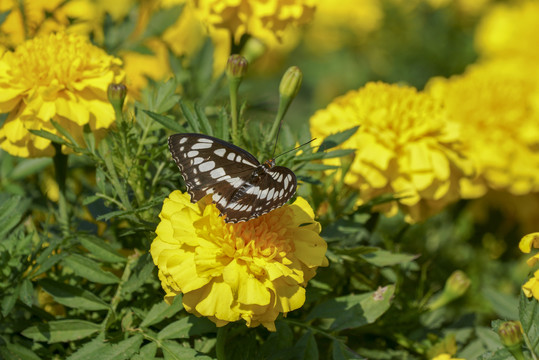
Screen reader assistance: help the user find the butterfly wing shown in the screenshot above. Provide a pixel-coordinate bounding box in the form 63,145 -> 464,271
219,165 -> 297,223
168,133 -> 260,203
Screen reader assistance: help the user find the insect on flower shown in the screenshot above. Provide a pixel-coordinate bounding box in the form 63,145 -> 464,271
168,133 -> 298,223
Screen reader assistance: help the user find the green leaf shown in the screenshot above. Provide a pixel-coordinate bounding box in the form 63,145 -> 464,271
0,194 -> 30,238
143,110 -> 185,133
132,342 -> 158,360
9,158 -> 52,180
307,285 -> 395,331
19,278 -> 34,307
1,285 -> 20,317
296,149 -> 355,162
359,249 -> 418,267
62,254 -> 120,284
160,340 -> 213,360
179,99 -> 200,133
79,235 -> 126,263
66,333 -> 109,360
157,315 -> 215,340
121,253 -> 156,297
142,5 -> 184,38
293,331 -> 318,360
332,340 -> 361,360
140,296 -> 184,328
51,120 -> 80,147
99,334 -> 144,360
0,342 -> 41,360
260,321 -> 294,359
194,104 -> 213,136
482,287 -> 518,320
28,129 -> 69,146
34,253 -> 67,277
38,278 -> 109,311
0,10 -> 12,27
21,320 -> 101,343
299,163 -> 340,171
519,292 -> 539,353
317,126 -> 359,152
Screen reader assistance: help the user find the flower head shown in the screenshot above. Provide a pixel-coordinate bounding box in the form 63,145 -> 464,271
427,61 -> 539,198
150,191 -> 328,331
310,82 -> 472,222
0,32 -> 124,157
190,0 -> 316,43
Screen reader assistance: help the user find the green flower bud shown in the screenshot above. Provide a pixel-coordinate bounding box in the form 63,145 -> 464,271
498,321 -> 523,347
428,270 -> 471,310
226,54 -> 248,80
279,66 -> 303,100
107,83 -> 127,109
242,37 -> 266,63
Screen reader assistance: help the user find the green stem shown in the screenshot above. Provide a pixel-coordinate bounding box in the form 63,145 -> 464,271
229,78 -> 241,144
216,325 -> 228,360
53,144 -> 69,237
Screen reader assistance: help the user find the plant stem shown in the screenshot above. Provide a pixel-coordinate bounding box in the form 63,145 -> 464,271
216,325 -> 228,360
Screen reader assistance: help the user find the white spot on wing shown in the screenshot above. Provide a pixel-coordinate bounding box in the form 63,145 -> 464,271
214,148 -> 226,157
179,137 -> 188,144
193,157 -> 204,165
199,161 -> 215,172
187,151 -> 199,157
192,143 -> 212,150
284,177 -> 289,188
198,138 -> 213,143
267,188 -> 275,201
227,153 -> 235,161
259,188 -> 268,200
242,159 -> 256,167
210,167 -> 226,179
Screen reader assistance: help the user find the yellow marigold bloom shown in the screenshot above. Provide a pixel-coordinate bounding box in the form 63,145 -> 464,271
310,82 -> 472,222
431,354 -> 465,360
523,270 -> 539,301
427,61 -> 539,198
519,232 -> 539,267
475,1 -> 539,62
150,191 -> 328,331
0,32 -> 124,157
190,0 -> 316,44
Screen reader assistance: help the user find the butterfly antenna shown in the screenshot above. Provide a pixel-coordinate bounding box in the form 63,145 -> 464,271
273,138 -> 316,160
271,119 -> 285,159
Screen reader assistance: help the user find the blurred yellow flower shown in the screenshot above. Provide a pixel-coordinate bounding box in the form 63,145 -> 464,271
475,1 -> 539,62
310,82 -> 472,222
427,61 -> 539,198
190,0 -> 316,44
519,232 -> 539,266
303,0 -> 383,53
431,354 -> 465,360
150,191 -> 328,331
0,32 -> 124,157
425,0 -> 494,16
0,0 -> 102,49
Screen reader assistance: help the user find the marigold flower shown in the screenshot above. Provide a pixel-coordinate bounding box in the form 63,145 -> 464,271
0,32 -> 124,157
309,82 -> 472,222
150,191 -> 328,331
190,0 -> 316,43
519,232 -> 539,267
523,270 -> 539,301
427,61 -> 539,198
475,1 -> 539,62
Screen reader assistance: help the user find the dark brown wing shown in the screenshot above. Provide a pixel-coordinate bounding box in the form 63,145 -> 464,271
168,133 -> 259,203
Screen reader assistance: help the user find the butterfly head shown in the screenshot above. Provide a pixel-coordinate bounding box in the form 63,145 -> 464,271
264,159 -> 276,168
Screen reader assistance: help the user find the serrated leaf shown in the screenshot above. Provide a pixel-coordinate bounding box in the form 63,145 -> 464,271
99,334 -> 144,360
317,126 -> 359,152
0,342 -> 41,360
179,99 -> 200,133
194,104 -> 213,136
132,342 -> 157,360
66,333 -> 109,360
519,292 -> 539,353
62,254 -> 120,284
1,285 -> 20,317
157,316 -> 215,340
360,249 -> 418,267
143,110 -> 185,133
0,194 -> 29,238
39,278 -> 109,311
140,296 -> 183,327
121,253 -> 155,297
51,120 -> 80,147
332,340 -> 363,360
22,320 -> 101,343
307,285 -> 395,331
79,235 -> 126,263
293,331 -> 318,360
34,253 -> 67,277
161,340 -> 213,360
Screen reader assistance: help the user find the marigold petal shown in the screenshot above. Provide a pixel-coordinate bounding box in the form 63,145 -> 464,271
519,232 -> 539,253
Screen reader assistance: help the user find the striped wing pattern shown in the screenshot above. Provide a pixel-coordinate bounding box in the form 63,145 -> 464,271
168,133 -> 297,223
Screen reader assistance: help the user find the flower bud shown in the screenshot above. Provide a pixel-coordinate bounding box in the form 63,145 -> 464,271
279,66 -> 302,100
498,321 -> 523,348
107,83 -> 127,114
428,270 -> 471,310
226,54 -> 248,80
242,37 -> 266,63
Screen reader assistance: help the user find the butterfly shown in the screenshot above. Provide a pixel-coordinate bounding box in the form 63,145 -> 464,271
168,133 -> 297,223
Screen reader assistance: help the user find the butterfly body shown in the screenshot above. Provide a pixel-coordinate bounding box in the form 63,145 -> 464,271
168,133 -> 297,223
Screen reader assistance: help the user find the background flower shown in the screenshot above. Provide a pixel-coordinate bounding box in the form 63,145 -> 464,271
310,82 -> 472,222
150,191 -> 328,331
0,32 -> 124,157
